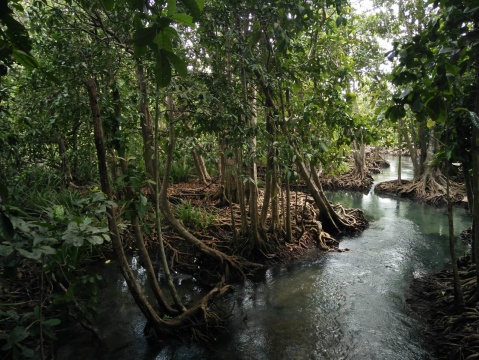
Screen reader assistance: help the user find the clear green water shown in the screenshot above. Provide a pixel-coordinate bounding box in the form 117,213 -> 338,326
57,156 -> 471,360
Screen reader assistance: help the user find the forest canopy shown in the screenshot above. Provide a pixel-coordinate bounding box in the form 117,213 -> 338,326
1,0 -> 479,358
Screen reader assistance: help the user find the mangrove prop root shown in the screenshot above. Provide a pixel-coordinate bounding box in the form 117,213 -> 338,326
408,257 -> 479,359
375,176 -> 466,206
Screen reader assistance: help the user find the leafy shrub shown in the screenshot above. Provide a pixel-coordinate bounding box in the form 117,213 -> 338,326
0,190 -> 112,358
174,202 -> 214,230
169,157 -> 194,183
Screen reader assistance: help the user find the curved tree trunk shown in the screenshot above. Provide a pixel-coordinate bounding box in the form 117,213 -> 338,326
296,158 -> 356,234
87,78 -> 235,340
86,78 -> 167,328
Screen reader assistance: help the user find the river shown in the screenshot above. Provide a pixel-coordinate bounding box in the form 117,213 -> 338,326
57,156 -> 471,360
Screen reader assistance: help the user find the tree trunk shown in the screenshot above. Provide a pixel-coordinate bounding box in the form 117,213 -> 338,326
159,91 -> 252,278
446,164 -> 464,308
58,133 -> 73,188
85,78 -> 167,330
473,52 -> 479,292
86,78 -> 231,340
112,85 -> 178,315
296,157 -> 353,234
192,149 -> 210,184
135,61 -> 155,178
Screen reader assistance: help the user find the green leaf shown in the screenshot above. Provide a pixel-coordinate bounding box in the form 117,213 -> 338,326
132,26 -> 157,47
89,235 -> 104,245
0,244 -> 14,257
336,16 -> 347,27
427,119 -> 435,128
165,51 -> 187,77
471,113 -> 479,129
154,51 -> 172,88
38,245 -> 56,255
398,88 -> 412,100
42,318 -> 61,326
170,13 -> 194,27
154,27 -> 179,51
12,49 -> 38,70
101,0 -> 114,10
425,96 -> 447,123
167,0 -> 177,15
135,194 -> 148,221
18,248 -> 44,260
0,213 -> 14,242
385,105 -> 405,121
179,0 -> 202,21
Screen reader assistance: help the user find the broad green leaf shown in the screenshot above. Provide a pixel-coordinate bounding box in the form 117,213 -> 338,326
133,26 -> 157,47
154,51 -> 172,88
12,49 -> 38,70
0,213 -> 14,242
167,0 -> 177,15
135,193 -> 148,220
17,248 -> 40,260
427,119 -> 436,128
385,105 -> 405,121
170,13 -> 194,27
165,51 -> 187,77
154,28 -> 177,52
398,88 -> 412,100
0,244 -> 14,257
42,318 -> 61,326
179,0 -> 202,21
38,245 -> 56,255
89,235 -> 104,245
17,343 -> 34,357
425,96 -> 447,123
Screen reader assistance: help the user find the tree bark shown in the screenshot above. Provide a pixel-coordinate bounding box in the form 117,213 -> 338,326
85,78 -> 167,329
446,164 -> 464,308
135,61 -> 155,178
58,133 -> 73,188
192,149 -> 210,184
473,52 -> 479,291
296,157 -> 353,234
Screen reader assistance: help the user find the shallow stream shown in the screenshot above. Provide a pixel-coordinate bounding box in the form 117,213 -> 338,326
57,156 -> 471,360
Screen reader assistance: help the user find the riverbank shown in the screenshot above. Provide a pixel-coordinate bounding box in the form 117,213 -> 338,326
407,253 -> 479,360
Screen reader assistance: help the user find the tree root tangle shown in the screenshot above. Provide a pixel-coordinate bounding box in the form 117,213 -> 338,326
375,173 -> 466,206
407,253 -> 479,360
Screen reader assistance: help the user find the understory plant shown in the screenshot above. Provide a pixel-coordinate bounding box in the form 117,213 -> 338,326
0,189 -> 113,358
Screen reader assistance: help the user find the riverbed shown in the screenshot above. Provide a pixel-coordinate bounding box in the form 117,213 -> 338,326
57,156 -> 471,359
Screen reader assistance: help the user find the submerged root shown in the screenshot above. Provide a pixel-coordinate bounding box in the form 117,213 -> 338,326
144,285 -> 235,344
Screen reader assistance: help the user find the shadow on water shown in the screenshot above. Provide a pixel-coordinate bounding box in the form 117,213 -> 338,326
57,156 -> 471,360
